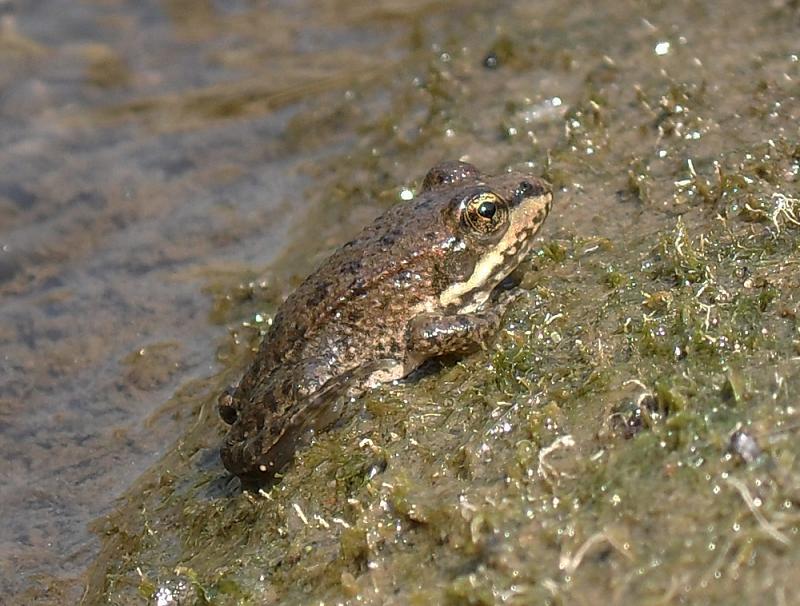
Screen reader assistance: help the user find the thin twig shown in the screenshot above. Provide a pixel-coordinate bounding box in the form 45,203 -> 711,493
725,477 -> 790,546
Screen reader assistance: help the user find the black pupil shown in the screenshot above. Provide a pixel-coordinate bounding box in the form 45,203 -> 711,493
477,201 -> 496,219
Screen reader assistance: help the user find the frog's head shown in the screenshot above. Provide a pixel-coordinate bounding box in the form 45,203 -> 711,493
430,163 -> 553,313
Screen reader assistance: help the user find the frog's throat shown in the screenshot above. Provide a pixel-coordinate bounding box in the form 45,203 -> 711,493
438,193 -> 550,313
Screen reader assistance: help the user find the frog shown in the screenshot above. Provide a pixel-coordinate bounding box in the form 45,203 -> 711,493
219,161 -> 553,487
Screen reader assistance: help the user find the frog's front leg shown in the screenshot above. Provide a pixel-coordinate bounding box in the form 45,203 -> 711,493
406,287 -> 523,360
405,307 -> 508,362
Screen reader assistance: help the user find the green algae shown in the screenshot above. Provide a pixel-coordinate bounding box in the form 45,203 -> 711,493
86,197 -> 800,606
81,1 -> 800,604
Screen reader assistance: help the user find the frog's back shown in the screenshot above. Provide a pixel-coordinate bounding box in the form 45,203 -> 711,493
258,192 -> 457,370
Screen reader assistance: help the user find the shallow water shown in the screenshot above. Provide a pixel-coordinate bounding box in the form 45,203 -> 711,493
0,0 -> 404,596
2,0 -> 799,603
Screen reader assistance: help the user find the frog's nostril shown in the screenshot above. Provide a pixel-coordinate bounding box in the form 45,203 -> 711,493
512,181 -> 537,205
513,179 -> 551,206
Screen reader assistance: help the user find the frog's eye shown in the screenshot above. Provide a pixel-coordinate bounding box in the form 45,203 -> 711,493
463,192 -> 507,234
477,200 -> 496,219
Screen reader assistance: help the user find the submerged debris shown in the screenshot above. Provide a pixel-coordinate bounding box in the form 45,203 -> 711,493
728,427 -> 762,465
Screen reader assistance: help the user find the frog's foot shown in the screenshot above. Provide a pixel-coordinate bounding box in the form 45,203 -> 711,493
404,305 -> 511,362
221,421 -> 305,489
491,284 -> 526,309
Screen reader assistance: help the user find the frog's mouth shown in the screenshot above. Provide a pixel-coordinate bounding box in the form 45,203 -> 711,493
439,183 -> 552,314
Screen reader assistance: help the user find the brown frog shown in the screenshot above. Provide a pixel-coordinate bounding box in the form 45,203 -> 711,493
219,161 -> 553,487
